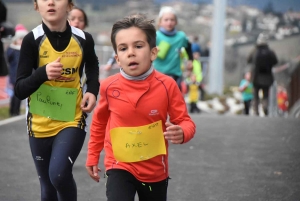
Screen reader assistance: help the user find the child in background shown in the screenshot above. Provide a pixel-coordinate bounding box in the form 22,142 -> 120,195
239,72 -> 253,115
277,85 -> 288,116
68,6 -> 89,91
6,24 -> 28,116
14,0 -> 99,200
191,45 -> 205,100
68,6 -> 88,30
153,6 -> 193,91
86,14 -> 196,201
186,73 -> 201,113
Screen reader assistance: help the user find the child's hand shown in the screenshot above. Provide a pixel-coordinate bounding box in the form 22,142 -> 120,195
164,122 -> 184,144
239,82 -> 249,92
81,92 -> 96,113
46,57 -> 63,80
86,165 -> 101,182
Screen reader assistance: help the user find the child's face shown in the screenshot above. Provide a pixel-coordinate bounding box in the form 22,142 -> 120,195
193,52 -> 200,60
114,27 -> 157,77
35,0 -> 72,25
191,74 -> 196,82
68,9 -> 86,30
159,13 -> 177,31
245,72 -> 251,80
15,38 -> 23,46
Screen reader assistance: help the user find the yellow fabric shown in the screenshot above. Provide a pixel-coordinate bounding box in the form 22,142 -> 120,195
189,84 -> 199,102
28,36 -> 84,137
157,41 -> 171,59
192,59 -> 203,83
180,48 -> 189,71
110,120 -> 166,162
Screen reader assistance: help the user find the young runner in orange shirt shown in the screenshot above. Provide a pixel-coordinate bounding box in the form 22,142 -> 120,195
86,14 -> 196,201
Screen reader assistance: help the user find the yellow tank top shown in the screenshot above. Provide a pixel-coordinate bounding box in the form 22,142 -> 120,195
28,36 -> 86,137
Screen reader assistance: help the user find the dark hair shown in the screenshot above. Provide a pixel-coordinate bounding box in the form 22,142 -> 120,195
111,14 -> 156,53
72,6 -> 89,27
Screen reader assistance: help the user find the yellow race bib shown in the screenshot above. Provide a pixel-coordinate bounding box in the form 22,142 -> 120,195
110,120 -> 166,162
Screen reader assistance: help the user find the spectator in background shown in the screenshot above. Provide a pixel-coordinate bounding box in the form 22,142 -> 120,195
199,40 -> 210,89
0,0 -> 8,77
191,35 -> 201,55
6,24 -> 28,116
201,41 -> 210,58
191,43 -> 205,101
186,73 -> 201,113
153,6 -> 193,91
277,85 -> 288,117
238,71 -> 253,115
247,33 -> 278,116
68,6 -> 88,30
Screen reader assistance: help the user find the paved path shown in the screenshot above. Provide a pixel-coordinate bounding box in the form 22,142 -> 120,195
0,114 -> 299,201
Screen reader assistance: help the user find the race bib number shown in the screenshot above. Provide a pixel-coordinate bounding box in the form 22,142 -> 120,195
110,120 -> 166,162
29,84 -> 78,121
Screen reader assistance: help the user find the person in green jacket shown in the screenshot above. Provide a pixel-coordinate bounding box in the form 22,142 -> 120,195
186,46 -> 205,100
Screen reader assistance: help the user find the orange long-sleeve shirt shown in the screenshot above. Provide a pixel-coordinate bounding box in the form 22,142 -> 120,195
86,70 -> 196,182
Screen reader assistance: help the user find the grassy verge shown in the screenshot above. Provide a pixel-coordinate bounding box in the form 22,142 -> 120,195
0,106 -> 10,120
0,106 -> 25,120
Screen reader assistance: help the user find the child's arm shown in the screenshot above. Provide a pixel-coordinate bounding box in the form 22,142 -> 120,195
14,33 -> 49,100
239,80 -> 248,92
185,41 -> 193,61
167,80 -> 196,144
86,83 -> 110,182
185,41 -> 193,70
84,32 -> 100,99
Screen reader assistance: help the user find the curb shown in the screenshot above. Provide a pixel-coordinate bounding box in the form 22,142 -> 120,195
0,114 -> 25,126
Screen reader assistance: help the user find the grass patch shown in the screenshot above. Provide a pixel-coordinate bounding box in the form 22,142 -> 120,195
0,106 -> 25,120
0,106 -> 10,120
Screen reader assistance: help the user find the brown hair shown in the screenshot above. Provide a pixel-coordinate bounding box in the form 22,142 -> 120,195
70,6 -> 89,27
111,14 -> 156,53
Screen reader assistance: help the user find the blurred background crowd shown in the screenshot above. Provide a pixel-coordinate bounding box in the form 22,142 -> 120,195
1,0 -> 300,118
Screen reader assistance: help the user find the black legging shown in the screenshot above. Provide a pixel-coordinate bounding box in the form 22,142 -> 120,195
106,169 -> 169,201
29,127 -> 86,201
243,100 -> 251,115
253,84 -> 269,116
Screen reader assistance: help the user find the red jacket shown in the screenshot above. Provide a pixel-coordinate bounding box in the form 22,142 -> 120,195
86,70 -> 196,182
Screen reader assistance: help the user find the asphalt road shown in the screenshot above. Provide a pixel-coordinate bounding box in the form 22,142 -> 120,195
0,114 -> 299,201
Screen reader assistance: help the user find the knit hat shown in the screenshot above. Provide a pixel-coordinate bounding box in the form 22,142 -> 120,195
256,33 -> 268,45
12,24 -> 28,42
158,6 -> 177,19
191,43 -> 201,54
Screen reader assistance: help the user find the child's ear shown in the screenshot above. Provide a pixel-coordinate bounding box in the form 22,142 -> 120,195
150,47 -> 158,62
114,53 -> 121,66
